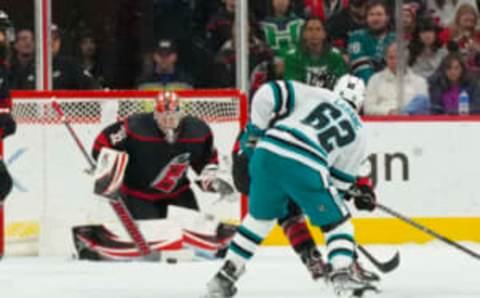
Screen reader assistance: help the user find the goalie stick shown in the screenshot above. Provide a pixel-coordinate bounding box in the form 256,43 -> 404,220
376,202 -> 480,260
51,100 -> 159,261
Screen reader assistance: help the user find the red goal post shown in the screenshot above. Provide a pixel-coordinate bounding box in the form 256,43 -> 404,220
2,89 -> 248,257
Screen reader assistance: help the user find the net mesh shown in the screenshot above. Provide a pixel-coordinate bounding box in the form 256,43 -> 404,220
12,94 -> 242,125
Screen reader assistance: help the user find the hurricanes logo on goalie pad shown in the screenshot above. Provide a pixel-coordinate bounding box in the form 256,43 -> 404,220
150,153 -> 190,193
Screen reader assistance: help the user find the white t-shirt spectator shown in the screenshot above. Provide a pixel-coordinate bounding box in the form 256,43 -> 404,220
364,68 -> 429,115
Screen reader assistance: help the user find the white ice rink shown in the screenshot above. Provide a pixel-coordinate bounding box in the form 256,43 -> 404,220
0,243 -> 479,298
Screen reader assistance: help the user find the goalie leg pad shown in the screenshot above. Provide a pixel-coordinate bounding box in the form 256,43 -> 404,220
72,224 -> 183,261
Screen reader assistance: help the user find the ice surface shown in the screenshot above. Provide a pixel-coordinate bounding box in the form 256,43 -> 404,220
0,243 -> 479,298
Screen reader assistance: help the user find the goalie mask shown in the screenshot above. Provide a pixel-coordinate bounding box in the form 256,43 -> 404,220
154,91 -> 184,144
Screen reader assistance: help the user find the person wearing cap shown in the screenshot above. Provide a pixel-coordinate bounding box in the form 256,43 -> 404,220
137,39 -> 193,91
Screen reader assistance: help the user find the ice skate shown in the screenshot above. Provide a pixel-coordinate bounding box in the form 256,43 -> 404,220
300,246 -> 330,280
330,264 -> 379,297
203,260 -> 244,298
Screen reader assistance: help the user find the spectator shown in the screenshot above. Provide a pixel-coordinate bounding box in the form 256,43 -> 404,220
403,3 -> 419,42
51,24 -> 99,89
428,52 -> 480,114
302,0 -> 349,22
284,16 -> 347,88
408,17 -> 448,78
206,0 -> 236,53
260,0 -> 304,77
209,26 -> 273,88
439,3 -> 480,73
326,0 -> 368,51
348,0 -> 396,83
137,39 -> 193,90
426,0 -> 478,28
76,31 -> 108,88
10,25 -> 99,90
9,28 -> 35,90
364,43 -> 429,115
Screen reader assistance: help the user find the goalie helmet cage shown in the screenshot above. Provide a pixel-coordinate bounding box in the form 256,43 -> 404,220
2,89 -> 248,257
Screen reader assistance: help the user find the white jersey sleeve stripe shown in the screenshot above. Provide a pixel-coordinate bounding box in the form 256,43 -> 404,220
267,80 -> 296,127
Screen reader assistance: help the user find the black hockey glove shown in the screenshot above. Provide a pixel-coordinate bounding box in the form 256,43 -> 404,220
0,112 -> 16,139
232,150 -> 250,195
345,177 -> 376,212
0,159 -> 13,201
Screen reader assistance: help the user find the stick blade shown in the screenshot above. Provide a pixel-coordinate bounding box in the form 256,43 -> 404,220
358,245 -> 400,274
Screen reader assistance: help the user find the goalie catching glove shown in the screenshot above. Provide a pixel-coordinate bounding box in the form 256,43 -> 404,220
345,177 -> 376,212
93,148 -> 129,199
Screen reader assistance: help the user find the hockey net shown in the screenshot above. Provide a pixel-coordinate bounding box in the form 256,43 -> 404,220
3,89 -> 248,257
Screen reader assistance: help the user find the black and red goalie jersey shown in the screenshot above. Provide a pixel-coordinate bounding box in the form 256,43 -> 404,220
92,112 -> 218,202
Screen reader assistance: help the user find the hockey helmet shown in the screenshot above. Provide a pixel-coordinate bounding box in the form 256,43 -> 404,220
153,91 -> 184,143
333,74 -> 366,111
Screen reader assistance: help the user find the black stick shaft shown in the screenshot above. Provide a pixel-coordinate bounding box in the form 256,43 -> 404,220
377,203 -> 480,260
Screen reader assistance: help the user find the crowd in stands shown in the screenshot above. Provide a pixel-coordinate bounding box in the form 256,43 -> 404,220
3,0 -> 480,115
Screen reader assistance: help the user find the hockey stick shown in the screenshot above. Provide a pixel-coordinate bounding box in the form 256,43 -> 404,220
357,244 -> 400,273
51,101 -> 160,261
376,202 -> 480,260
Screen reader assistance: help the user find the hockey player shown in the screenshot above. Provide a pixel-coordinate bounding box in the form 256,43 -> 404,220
73,91 -> 234,260
233,135 -> 328,281
0,10 -> 16,202
91,91 -> 219,219
204,76 -> 378,298
232,123 -> 379,282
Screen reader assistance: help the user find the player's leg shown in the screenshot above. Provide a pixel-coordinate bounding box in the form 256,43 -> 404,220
204,149 -> 289,298
278,200 -> 329,280
284,166 -> 378,296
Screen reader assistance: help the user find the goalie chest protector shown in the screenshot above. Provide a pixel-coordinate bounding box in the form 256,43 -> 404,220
121,113 -> 216,199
